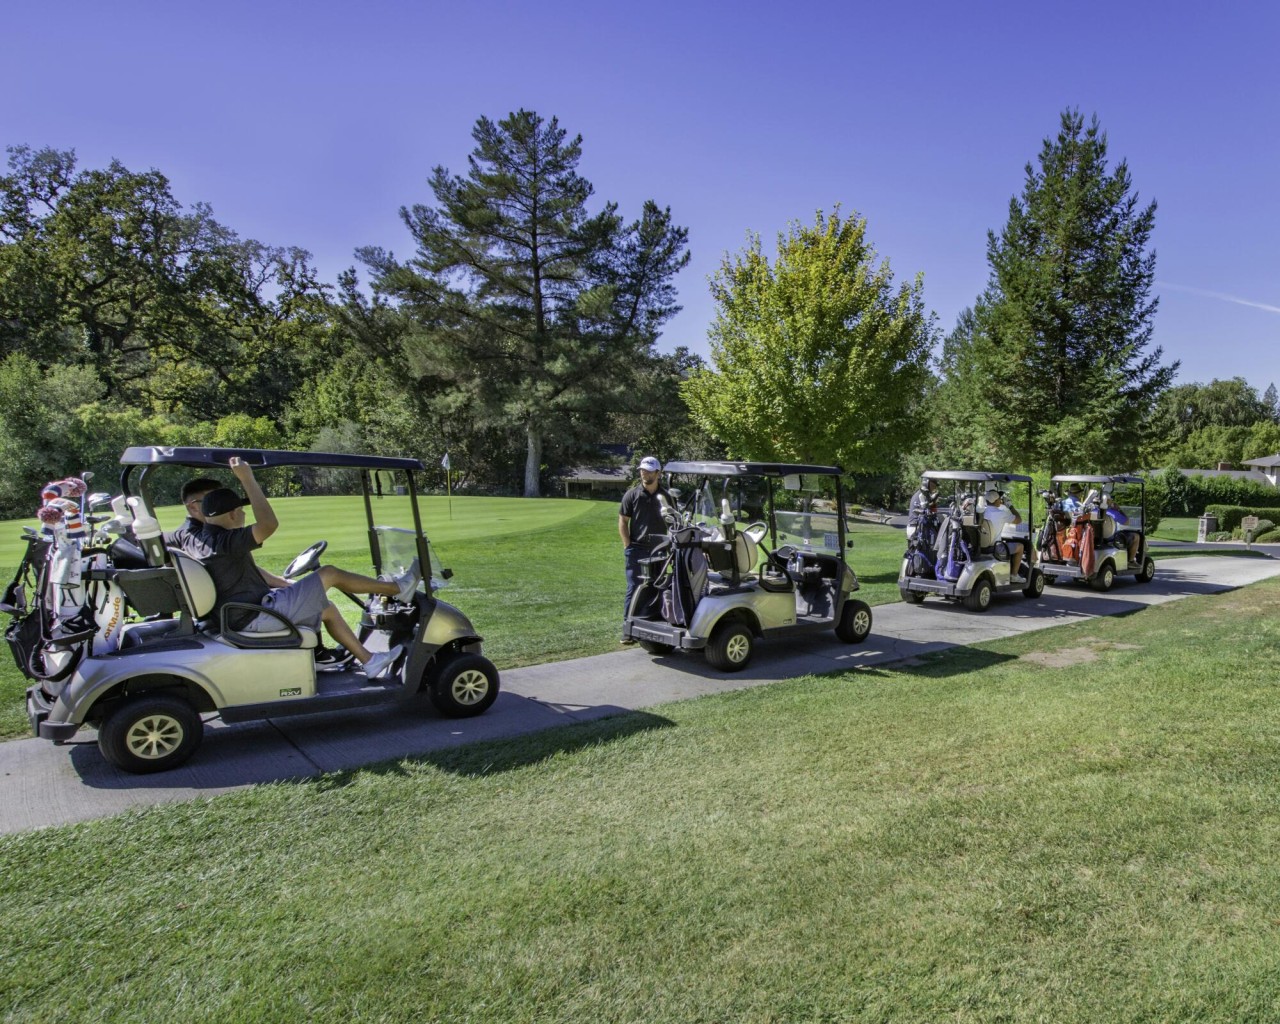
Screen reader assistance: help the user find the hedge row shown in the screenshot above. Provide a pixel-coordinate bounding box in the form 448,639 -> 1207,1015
1204,505 -> 1280,532
1153,470 -> 1280,517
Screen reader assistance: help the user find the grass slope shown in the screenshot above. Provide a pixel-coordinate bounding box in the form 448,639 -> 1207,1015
2,579 -> 1279,1021
0,498 -> 907,740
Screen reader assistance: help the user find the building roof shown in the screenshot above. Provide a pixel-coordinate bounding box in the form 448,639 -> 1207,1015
1243,453 -> 1280,468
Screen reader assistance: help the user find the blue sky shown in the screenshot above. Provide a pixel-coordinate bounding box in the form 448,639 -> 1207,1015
4,0 -> 1278,393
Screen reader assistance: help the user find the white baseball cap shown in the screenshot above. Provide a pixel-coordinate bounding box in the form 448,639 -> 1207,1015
639,456 -> 662,472
985,488 -> 1001,503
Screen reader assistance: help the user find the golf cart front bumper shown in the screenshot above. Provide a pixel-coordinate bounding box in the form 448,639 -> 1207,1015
623,619 -> 707,650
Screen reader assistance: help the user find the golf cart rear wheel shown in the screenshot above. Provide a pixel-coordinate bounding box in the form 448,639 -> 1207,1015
1137,556 -> 1156,583
429,653 -> 499,718
98,694 -> 203,774
1023,567 -> 1045,599
639,640 -> 674,655
1092,563 -> 1115,592
899,587 -> 927,604
706,620 -> 753,672
835,599 -> 873,643
964,577 -> 993,612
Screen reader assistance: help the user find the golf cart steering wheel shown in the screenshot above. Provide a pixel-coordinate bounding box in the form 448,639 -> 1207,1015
770,542 -> 798,580
283,540 -> 327,580
742,521 -> 768,544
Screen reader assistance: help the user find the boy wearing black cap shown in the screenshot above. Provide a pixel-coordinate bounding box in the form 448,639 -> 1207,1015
193,458 -> 417,679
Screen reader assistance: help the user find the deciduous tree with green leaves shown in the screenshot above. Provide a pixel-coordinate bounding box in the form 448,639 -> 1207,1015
682,208 -> 934,473
959,111 -> 1176,474
358,110 -> 689,496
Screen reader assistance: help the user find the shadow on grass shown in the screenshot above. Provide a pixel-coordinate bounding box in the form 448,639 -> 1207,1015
66,694 -> 675,792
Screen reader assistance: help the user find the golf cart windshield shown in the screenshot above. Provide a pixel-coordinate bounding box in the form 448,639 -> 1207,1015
375,526 -> 447,588
673,471 -> 850,558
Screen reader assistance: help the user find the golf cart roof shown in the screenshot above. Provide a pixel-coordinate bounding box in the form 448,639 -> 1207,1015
663,461 -> 843,477
923,470 -> 1033,484
120,446 -> 426,472
1051,474 -> 1145,485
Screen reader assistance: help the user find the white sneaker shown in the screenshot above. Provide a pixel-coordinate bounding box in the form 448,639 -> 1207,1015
363,645 -> 404,681
393,560 -> 421,603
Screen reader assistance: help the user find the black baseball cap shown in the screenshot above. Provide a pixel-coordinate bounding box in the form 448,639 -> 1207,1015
202,488 -> 250,518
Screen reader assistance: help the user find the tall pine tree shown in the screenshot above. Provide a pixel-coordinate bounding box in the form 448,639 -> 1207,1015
359,111 -> 689,496
970,110 -> 1176,474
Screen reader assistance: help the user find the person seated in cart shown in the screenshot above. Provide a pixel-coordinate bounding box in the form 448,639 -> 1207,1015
983,488 -> 1026,579
191,458 -> 417,678
1101,494 -> 1141,565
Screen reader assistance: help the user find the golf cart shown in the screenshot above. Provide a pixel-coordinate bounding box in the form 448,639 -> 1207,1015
8,447 -> 499,773
898,471 -> 1045,611
621,462 -> 872,672
1037,474 -> 1156,590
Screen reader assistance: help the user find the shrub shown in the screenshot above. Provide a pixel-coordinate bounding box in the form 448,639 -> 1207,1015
1255,528 -> 1280,543
1205,505 -> 1280,532
1208,531 -> 1233,542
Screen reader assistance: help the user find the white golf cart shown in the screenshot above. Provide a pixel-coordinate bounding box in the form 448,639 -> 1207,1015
898,470 -> 1045,611
9,447 -> 499,773
1037,474 -> 1156,589
621,462 -> 872,672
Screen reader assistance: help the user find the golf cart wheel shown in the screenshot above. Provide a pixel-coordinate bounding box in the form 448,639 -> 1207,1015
429,653 -> 499,718
1023,568 -> 1046,599
964,577 -> 993,612
835,600 -> 873,643
705,619 -> 753,673
639,640 -> 674,655
1092,563 -> 1115,592
899,587 -> 927,604
1137,557 -> 1156,583
98,695 -> 203,774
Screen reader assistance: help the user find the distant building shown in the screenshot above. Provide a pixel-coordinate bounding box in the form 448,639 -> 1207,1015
557,444 -> 634,499
1243,453 -> 1280,488
1167,454 -> 1280,488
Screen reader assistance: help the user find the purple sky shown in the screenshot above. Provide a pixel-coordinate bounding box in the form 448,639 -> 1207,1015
5,1 -> 1278,394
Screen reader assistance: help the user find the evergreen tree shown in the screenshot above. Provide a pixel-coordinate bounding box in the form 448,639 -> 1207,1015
973,111 -> 1176,474
360,110 -> 689,496
1264,382 -> 1280,424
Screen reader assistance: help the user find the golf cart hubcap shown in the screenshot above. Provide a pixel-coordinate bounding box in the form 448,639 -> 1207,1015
452,669 -> 490,704
978,586 -> 990,608
853,610 -> 870,633
125,715 -> 184,759
726,634 -> 750,662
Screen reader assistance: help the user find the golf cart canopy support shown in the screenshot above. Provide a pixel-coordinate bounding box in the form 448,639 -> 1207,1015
120,447 -> 425,472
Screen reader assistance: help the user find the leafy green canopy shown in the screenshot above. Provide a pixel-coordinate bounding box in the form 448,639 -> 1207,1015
357,110 -> 690,496
941,111 -> 1177,475
683,209 -> 934,472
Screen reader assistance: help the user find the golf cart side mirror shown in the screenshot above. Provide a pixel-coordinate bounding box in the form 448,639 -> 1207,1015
846,539 -> 854,549
441,567 -> 454,580
782,475 -> 802,491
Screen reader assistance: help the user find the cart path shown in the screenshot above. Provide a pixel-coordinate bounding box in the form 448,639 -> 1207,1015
2,552 -> 1278,836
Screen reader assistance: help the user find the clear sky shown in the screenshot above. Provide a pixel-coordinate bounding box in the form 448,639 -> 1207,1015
4,0 -> 1277,394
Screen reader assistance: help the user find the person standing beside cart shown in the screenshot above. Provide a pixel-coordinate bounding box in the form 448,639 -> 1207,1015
618,456 -> 671,643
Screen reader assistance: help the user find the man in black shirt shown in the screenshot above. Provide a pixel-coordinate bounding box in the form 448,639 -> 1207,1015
618,455 -> 670,641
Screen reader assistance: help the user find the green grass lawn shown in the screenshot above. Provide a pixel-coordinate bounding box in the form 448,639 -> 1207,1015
2,577 -> 1279,1022
0,497 -> 908,740
1152,516 -> 1199,542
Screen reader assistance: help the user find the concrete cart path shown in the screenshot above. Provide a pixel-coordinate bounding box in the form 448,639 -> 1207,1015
2,553 -> 1278,836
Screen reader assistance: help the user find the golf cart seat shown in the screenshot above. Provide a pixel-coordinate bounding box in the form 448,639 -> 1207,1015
1099,515 -> 1117,542
705,531 -> 758,579
978,517 -> 997,553
167,550 -> 317,650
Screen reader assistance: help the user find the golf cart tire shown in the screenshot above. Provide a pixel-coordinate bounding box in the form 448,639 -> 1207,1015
1023,568 -> 1046,599
835,599 -> 873,643
705,619 -> 754,673
1137,557 -> 1156,583
964,576 -> 994,612
639,640 -> 674,655
429,652 -> 500,718
98,694 -> 203,774
899,587 -> 927,604
1092,563 -> 1115,592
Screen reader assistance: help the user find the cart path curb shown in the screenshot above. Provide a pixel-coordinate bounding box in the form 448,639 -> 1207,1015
2,554 -> 1279,836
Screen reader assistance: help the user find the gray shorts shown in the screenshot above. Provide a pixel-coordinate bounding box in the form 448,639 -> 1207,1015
245,572 -> 328,632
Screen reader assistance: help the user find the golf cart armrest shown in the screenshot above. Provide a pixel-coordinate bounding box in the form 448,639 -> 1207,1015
218,603 -> 310,649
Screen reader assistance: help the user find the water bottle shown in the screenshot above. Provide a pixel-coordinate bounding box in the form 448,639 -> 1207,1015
127,497 -> 166,567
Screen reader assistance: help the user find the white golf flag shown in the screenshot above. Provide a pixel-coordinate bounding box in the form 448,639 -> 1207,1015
441,452 -> 450,471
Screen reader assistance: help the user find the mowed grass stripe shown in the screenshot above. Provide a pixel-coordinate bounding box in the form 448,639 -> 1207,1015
2,579 -> 1279,1022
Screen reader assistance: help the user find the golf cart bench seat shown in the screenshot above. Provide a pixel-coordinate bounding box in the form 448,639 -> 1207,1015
167,550 -> 318,650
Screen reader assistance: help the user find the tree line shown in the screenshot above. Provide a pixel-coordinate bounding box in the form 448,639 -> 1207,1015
3,109 -> 1277,518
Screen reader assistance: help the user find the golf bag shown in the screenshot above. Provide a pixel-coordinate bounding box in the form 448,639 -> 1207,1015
904,509 -> 941,579
935,509 -> 975,583
662,529 -> 709,628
